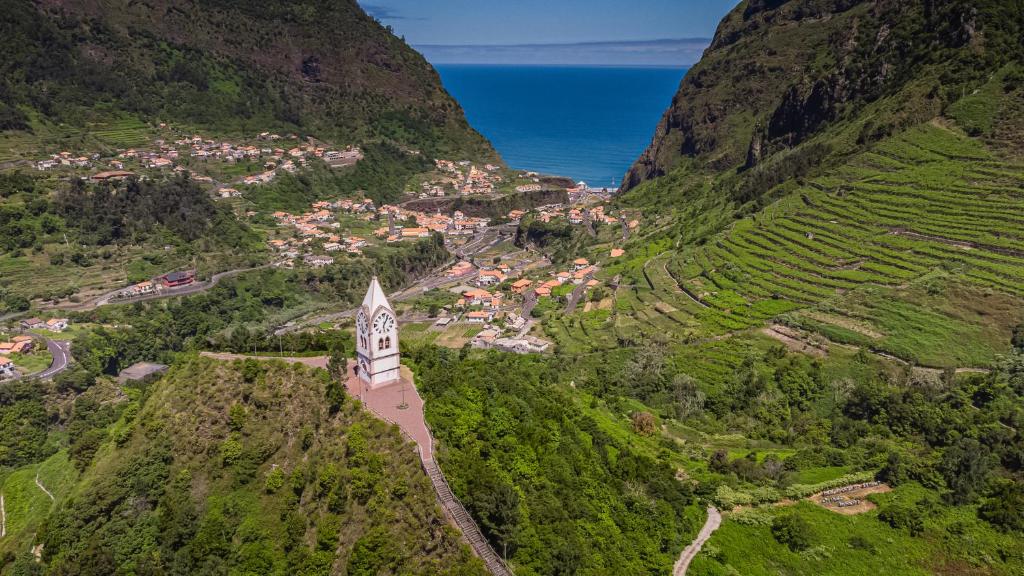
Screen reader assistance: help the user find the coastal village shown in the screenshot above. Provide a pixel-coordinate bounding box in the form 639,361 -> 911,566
18,120 -> 640,361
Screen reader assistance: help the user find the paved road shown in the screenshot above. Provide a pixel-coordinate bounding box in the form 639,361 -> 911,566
35,339 -> 72,379
673,506 -> 721,575
93,266 -> 267,307
564,270 -> 596,314
8,338 -> 72,382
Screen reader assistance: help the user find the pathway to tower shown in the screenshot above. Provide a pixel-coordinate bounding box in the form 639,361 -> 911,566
344,362 -> 513,575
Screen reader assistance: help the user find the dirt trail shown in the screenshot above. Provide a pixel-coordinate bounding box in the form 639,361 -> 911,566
673,506 -> 721,575
34,470 -> 54,502
1,492 -> 6,538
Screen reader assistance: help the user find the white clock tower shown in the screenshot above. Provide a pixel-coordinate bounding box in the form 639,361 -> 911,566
355,276 -> 400,389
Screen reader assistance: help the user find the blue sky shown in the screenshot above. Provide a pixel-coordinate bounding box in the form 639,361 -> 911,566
358,0 -> 738,65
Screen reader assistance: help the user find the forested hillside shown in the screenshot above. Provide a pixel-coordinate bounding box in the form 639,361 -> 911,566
0,0 -> 496,161
36,357 -> 485,575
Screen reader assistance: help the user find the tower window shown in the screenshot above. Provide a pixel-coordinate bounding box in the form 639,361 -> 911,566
385,336 -> 391,349
378,338 -> 384,350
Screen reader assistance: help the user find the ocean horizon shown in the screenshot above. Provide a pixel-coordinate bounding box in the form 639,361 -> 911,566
436,64 -> 688,187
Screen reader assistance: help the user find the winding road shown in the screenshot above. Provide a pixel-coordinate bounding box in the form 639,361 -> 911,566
92,265 -> 268,307
673,506 -> 721,575
6,338 -> 72,382
35,339 -> 72,379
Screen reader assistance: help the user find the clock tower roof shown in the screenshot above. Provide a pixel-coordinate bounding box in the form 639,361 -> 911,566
362,276 -> 391,315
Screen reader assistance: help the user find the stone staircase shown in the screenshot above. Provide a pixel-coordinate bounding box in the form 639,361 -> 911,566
423,459 -> 513,576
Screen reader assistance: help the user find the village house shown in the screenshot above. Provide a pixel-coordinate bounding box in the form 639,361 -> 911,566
0,338 -> 33,355
44,318 -> 69,332
323,242 -> 343,252
573,266 -> 595,284
573,258 -> 590,271
505,313 -> 527,331
465,310 -> 494,324
462,288 -> 492,306
20,318 -> 45,330
160,270 -> 196,288
477,269 -> 507,286
91,170 -> 135,182
486,293 -> 504,311
511,279 -> 533,294
401,227 -> 430,239
304,255 -> 335,268
447,261 -> 474,278
123,280 -> 158,297
610,248 -> 625,258
0,357 -> 17,379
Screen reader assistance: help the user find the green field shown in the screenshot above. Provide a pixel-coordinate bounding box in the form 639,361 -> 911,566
691,483 -> 1024,576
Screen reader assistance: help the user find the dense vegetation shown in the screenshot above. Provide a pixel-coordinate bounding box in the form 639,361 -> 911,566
246,144 -> 434,211
1,172 -> 256,253
407,345 -> 699,574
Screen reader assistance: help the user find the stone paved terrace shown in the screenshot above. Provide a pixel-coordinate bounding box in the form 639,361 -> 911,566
344,362 -> 433,461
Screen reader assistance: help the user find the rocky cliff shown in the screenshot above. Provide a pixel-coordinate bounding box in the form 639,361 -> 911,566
622,0 -> 1024,194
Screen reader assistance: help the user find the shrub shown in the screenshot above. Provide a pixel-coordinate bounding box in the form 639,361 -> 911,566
771,513 -> 812,551
264,466 -> 285,493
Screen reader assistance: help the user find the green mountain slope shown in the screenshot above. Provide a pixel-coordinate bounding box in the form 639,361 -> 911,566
35,356 -> 484,575
0,0 -> 495,161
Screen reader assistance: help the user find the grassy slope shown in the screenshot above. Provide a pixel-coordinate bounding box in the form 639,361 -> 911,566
37,356 -> 484,575
0,451 -> 76,560
689,483 -> 1024,576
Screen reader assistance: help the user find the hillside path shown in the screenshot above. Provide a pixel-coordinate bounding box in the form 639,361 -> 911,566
35,470 -> 54,502
673,506 -> 721,576
1,492 -> 6,538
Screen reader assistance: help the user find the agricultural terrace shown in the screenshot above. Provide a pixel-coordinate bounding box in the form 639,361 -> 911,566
555,124 -> 1024,367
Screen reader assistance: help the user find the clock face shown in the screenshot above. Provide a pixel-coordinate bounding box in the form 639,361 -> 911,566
356,310 -> 368,335
373,312 -> 395,335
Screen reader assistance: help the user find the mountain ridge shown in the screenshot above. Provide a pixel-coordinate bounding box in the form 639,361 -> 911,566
1,0 -> 497,160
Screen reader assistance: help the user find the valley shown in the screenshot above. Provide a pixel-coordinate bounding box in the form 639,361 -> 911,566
1,0 -> 1023,575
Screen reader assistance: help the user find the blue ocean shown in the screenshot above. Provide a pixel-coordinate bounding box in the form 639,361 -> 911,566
435,65 -> 688,187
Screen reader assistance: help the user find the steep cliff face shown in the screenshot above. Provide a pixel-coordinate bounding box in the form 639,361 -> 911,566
0,0 -> 496,160
622,0 -> 1024,193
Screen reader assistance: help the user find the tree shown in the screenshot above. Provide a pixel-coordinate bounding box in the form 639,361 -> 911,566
771,513 -> 812,551
978,480 -> 1024,532
1012,323 -> 1024,353
631,411 -> 656,436
878,503 -> 925,536
672,373 -> 705,419
941,438 -> 994,504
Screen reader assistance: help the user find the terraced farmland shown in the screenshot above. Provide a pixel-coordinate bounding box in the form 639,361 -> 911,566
89,117 -> 152,148
553,123 -> 1024,366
